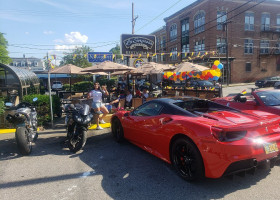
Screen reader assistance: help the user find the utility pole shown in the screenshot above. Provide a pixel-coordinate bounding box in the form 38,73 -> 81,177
47,53 -> 54,128
132,3 -> 138,34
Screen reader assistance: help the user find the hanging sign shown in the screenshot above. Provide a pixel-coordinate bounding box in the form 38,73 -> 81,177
88,52 -> 113,63
120,34 -> 156,56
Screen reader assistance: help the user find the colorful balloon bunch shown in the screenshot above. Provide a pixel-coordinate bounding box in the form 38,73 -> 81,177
163,60 -> 223,81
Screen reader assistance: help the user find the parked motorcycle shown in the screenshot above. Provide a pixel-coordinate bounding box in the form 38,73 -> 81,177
65,104 -> 93,153
5,97 -> 38,155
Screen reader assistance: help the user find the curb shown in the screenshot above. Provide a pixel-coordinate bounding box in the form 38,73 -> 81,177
0,129 -> 16,134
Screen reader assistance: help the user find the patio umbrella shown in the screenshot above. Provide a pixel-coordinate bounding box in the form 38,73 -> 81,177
174,62 -> 209,72
111,70 -> 129,76
50,64 -> 85,93
81,61 -> 135,73
129,62 -> 175,75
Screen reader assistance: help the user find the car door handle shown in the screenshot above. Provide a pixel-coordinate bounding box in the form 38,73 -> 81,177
160,117 -> 173,125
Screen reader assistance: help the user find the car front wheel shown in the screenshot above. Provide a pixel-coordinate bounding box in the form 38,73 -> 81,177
171,137 -> 204,181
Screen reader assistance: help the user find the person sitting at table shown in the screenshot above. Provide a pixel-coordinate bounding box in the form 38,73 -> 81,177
125,90 -> 133,108
135,86 -> 142,98
109,90 -> 126,109
142,88 -> 149,103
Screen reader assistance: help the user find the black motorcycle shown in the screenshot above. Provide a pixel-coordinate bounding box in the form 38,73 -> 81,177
65,104 -> 93,153
5,97 -> 38,155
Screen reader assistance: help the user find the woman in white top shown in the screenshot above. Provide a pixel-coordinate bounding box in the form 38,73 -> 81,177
87,82 -> 109,130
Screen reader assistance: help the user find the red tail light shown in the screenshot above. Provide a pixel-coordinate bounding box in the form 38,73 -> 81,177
211,127 -> 247,142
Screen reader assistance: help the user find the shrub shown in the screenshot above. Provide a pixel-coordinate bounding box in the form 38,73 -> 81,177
73,81 -> 93,92
23,94 -> 61,126
96,77 -> 117,90
63,84 -> 70,91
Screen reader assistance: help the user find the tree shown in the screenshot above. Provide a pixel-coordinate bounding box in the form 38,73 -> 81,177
60,45 -> 92,68
0,33 -> 12,64
109,44 -> 120,59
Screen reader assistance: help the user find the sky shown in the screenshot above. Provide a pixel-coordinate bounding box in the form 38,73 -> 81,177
0,0 -> 196,60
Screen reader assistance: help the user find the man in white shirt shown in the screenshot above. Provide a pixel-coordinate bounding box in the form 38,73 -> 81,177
125,90 -> 132,108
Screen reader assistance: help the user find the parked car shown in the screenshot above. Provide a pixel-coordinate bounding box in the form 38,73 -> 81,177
52,81 -> 63,90
190,80 -> 220,89
111,97 -> 280,181
212,89 -> 280,116
255,76 -> 280,88
274,81 -> 280,89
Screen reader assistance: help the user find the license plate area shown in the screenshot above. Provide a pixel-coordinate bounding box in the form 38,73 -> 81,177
263,142 -> 279,154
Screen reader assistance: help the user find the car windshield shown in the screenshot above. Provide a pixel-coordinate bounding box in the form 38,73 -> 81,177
198,81 -> 213,86
256,91 -> 280,106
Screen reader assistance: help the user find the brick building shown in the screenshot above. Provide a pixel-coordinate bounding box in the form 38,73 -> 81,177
151,0 -> 280,83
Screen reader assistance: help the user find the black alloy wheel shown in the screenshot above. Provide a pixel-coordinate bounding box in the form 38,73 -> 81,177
112,118 -> 124,143
171,138 -> 204,181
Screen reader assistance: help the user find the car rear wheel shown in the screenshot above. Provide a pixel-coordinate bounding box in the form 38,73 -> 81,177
112,118 -> 124,143
171,137 -> 204,181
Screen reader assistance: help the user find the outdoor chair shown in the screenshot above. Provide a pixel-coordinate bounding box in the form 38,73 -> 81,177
132,98 -> 142,108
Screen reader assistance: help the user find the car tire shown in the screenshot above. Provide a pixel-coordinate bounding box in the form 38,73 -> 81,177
111,118 -> 124,143
171,137 -> 204,181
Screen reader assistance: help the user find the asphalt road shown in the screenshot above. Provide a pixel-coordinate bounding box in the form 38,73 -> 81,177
1,84 -> 279,200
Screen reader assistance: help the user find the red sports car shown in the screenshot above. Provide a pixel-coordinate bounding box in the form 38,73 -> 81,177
111,97 -> 280,181
213,89 -> 280,115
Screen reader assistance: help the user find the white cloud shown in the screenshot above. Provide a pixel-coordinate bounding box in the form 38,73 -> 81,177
25,32 -> 29,35
51,31 -> 88,55
64,32 -> 88,44
43,30 -> 54,35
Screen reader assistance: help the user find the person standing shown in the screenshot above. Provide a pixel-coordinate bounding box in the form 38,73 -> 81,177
87,82 -> 109,130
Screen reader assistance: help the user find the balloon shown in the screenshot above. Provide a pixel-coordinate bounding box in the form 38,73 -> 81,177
214,60 -> 220,66
212,65 -> 218,70
218,63 -> 223,69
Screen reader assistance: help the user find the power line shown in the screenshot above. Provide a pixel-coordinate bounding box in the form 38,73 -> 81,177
135,0 -> 185,33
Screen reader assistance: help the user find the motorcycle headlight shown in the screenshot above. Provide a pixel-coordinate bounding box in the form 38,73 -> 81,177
74,115 -> 82,123
83,116 -> 91,124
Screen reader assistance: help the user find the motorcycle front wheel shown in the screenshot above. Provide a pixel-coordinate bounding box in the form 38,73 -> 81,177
15,127 -> 32,155
68,129 -> 87,153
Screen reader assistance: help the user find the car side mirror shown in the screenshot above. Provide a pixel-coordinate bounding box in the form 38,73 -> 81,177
124,112 -> 130,117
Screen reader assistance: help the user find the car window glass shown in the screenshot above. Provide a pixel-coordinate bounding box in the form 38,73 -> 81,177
132,102 -> 163,116
256,91 -> 280,106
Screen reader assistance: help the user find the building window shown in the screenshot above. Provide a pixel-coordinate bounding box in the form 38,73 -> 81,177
181,19 -> 189,36
246,63 -> 251,72
275,42 -> 280,54
260,40 -> 269,54
277,15 -> 280,32
194,40 -> 205,53
277,64 -> 280,71
261,13 -> 270,31
182,44 -> 190,58
217,11 -> 227,30
34,61 -> 38,66
170,24 -> 177,41
194,11 -> 205,34
170,47 -> 177,61
161,54 -> 166,62
160,36 -> 166,49
217,38 -> 226,54
245,12 -> 254,31
244,39 -> 253,54
156,37 -> 160,51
